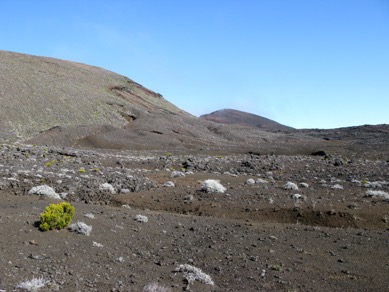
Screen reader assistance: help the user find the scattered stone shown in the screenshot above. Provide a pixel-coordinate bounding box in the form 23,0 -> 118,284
174,264 -> 214,286
134,215 -> 148,223
69,221 -> 92,236
84,213 -> 95,219
170,171 -> 185,178
334,159 -> 344,166
365,190 -> 389,200
246,178 -> 255,185
331,184 -> 344,190
93,241 -> 104,248
299,182 -> 309,188
99,183 -> 116,194
28,185 -> 61,199
292,194 -> 303,200
284,182 -> 298,190
163,181 -> 175,187
200,179 -> 227,193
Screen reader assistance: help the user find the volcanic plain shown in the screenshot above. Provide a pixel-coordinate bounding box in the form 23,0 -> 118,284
0,51 -> 388,292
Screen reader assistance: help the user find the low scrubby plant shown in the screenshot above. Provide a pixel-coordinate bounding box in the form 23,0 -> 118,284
39,202 -> 75,231
44,159 -> 56,167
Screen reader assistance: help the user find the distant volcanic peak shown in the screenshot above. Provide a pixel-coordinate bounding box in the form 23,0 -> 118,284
200,109 -> 294,131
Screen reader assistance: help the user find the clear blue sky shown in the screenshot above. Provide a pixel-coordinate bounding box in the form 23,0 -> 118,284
1,0 -> 388,129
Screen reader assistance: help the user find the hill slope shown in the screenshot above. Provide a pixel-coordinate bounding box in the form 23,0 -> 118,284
200,109 -> 294,131
0,51 -> 252,150
0,50 -> 189,141
1,51 -> 387,158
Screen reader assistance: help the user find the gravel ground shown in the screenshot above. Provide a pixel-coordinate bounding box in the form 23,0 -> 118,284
0,143 -> 388,291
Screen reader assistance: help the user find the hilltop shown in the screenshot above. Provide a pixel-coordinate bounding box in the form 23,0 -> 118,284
200,108 -> 294,131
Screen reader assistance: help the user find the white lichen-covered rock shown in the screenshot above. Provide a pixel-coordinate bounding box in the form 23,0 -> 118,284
184,194 -> 194,202
134,214 -> 148,223
93,241 -> 104,248
28,185 -> 61,199
292,194 -> 303,200
175,264 -> 214,286
16,277 -> 48,291
331,184 -> 344,190
364,181 -> 384,188
70,221 -> 92,236
201,179 -> 227,193
246,178 -> 255,185
84,213 -> 95,219
365,190 -> 389,200
163,181 -> 175,187
60,192 -> 68,199
143,282 -> 172,292
256,178 -> 268,184
284,182 -> 298,190
99,183 -> 115,194
299,182 -> 309,188
170,171 -> 185,178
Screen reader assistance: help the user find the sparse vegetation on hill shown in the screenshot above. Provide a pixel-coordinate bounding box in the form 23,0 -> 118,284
0,50 -> 186,142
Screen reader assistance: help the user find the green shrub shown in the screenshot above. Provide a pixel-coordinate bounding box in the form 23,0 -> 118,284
44,159 -> 56,167
39,202 -> 75,231
78,167 -> 86,173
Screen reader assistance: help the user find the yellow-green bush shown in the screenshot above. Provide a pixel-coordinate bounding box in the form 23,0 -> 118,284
39,202 -> 75,231
44,159 -> 56,167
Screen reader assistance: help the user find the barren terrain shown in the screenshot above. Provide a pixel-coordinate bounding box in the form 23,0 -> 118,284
0,141 -> 388,291
0,51 -> 388,291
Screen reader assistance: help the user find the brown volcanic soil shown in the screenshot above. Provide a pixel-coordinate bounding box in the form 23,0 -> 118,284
0,142 -> 388,291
